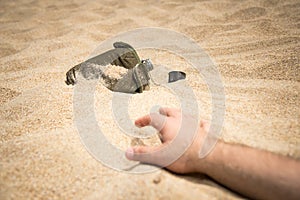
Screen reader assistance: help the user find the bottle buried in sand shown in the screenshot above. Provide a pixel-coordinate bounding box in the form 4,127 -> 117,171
65,42 -> 186,94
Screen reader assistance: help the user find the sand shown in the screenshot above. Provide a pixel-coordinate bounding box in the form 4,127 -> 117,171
0,0 -> 299,199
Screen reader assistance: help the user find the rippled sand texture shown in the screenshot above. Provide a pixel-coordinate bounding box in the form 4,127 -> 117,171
0,0 -> 299,199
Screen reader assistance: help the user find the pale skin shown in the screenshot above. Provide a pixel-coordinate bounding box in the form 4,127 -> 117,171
125,107 -> 300,200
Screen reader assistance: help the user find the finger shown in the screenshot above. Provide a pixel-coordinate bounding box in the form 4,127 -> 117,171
135,113 -> 167,132
159,107 -> 180,117
126,145 -> 165,166
134,115 -> 151,127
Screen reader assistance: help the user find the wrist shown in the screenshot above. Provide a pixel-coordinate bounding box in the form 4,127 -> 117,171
193,140 -> 224,175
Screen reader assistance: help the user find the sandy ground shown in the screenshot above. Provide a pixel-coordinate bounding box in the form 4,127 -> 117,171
0,0 -> 299,199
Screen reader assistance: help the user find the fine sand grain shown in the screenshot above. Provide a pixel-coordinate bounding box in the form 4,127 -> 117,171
0,0 -> 299,199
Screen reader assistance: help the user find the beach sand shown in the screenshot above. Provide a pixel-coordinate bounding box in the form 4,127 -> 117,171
0,0 -> 299,199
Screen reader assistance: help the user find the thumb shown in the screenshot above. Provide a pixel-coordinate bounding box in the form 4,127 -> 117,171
125,145 -> 165,166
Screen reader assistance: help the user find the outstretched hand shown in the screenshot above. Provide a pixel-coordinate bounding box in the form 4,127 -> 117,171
126,107 -> 210,174
126,108 -> 300,200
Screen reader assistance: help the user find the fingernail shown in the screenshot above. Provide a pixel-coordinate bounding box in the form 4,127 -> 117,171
126,148 -> 134,160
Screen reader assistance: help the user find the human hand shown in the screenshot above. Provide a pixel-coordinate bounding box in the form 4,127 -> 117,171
128,108 -> 300,200
125,107 -> 210,174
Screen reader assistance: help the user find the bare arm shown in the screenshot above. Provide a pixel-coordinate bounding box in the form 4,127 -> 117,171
126,107 -> 300,200
198,141 -> 300,200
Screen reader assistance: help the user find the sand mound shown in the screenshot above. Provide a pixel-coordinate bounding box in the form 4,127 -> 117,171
0,0 -> 299,199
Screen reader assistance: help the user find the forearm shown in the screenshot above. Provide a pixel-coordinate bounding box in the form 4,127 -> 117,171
197,141 -> 300,200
